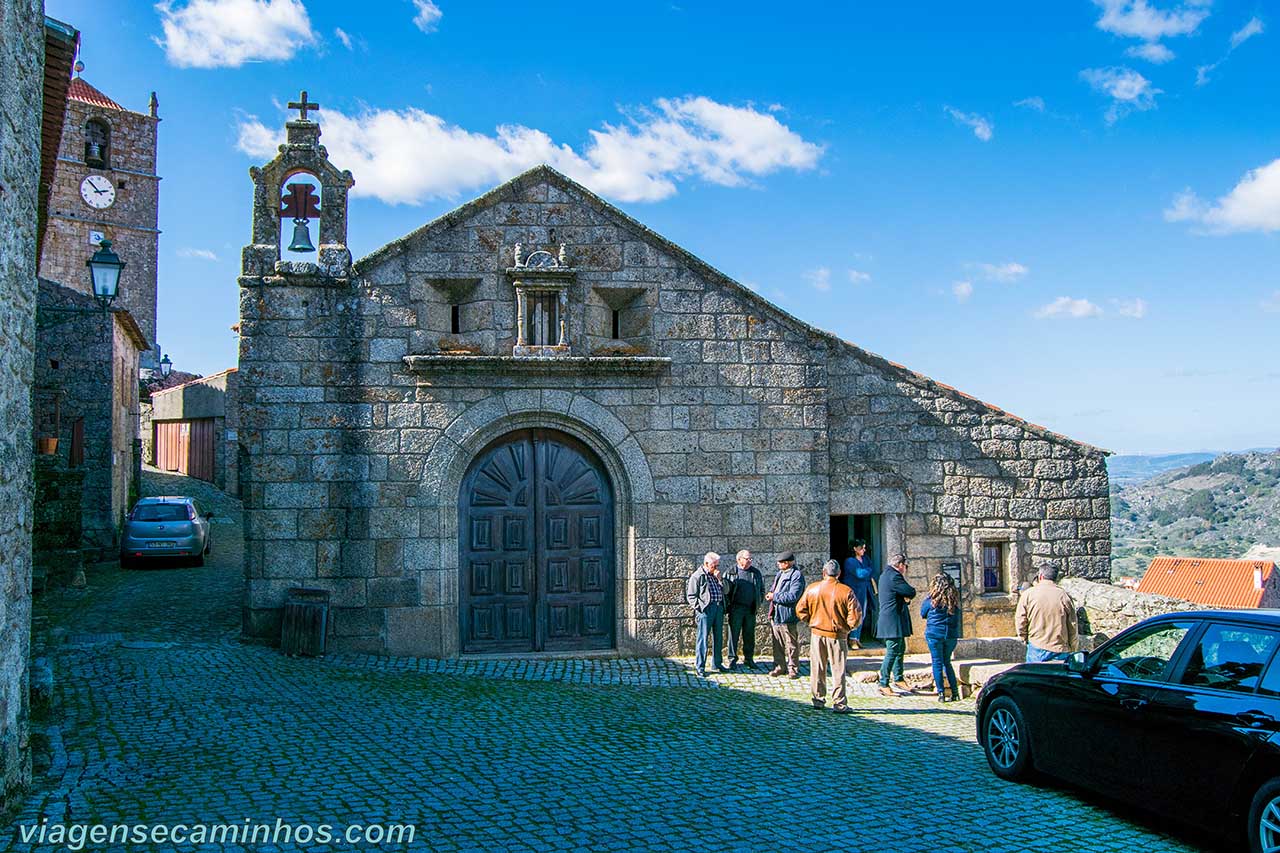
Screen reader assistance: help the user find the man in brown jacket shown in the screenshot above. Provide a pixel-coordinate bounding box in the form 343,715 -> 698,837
796,560 -> 861,714
1015,563 -> 1079,663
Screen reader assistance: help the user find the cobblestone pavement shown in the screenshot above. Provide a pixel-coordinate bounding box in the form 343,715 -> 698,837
4,471 -> 1205,852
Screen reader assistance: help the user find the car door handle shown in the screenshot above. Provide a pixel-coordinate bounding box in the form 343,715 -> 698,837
1119,697 -> 1148,711
1237,711 -> 1275,728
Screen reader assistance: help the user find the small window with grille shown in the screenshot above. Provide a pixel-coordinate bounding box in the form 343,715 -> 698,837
981,542 -> 1007,593
525,293 -> 559,346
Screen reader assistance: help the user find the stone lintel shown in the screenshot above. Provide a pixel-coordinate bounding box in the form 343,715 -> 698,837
403,354 -> 672,376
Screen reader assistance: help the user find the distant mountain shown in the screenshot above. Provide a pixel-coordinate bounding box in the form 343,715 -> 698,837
1110,450 -> 1280,579
1107,453 -> 1218,486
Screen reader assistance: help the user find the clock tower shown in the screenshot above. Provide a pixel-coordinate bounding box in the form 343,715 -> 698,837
38,76 -> 161,365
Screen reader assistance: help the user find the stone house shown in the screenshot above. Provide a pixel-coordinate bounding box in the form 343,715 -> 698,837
150,367 -> 240,495
34,278 -> 147,559
1,7 -> 78,815
238,108 -> 1111,658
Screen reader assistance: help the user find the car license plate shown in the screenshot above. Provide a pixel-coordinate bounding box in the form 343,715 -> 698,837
146,541 -> 175,548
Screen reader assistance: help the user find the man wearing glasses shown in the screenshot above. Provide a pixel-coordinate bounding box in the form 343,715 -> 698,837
877,553 -> 917,696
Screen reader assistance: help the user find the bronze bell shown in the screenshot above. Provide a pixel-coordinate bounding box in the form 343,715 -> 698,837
287,218 -> 315,254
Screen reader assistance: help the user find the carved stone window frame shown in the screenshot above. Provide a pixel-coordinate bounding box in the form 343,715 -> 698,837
506,245 -> 576,358
970,527 -> 1022,601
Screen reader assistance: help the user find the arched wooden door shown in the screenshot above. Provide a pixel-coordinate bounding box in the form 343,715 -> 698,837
460,429 -> 615,654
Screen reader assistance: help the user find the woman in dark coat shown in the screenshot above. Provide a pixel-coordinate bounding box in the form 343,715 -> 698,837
840,539 -> 875,648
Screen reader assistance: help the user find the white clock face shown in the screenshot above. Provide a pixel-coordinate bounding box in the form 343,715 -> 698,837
80,175 -> 115,209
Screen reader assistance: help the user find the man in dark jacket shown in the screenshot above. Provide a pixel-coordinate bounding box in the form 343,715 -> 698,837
877,553 -> 917,696
724,549 -> 765,670
685,552 -> 728,677
766,551 -> 804,679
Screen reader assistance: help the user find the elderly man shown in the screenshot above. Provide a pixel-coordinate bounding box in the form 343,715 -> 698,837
766,551 -> 805,679
685,552 -> 728,677
724,549 -> 765,670
1016,563 -> 1079,662
797,560 -> 860,713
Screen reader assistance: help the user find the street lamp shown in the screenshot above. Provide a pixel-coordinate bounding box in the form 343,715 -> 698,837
160,354 -> 172,377
86,239 -> 125,310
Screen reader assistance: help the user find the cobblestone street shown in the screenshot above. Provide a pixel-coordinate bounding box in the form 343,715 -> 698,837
2,471 -> 1204,852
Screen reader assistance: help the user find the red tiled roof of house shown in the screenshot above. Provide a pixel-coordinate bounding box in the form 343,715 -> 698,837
1137,556 -> 1279,608
68,77 -> 124,111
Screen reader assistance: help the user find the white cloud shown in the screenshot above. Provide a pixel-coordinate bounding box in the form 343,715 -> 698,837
412,0 -> 442,33
154,0 -> 314,68
1164,159 -> 1280,233
177,247 -> 218,261
847,269 -> 871,284
236,96 -> 824,205
1034,296 -> 1104,320
1112,297 -> 1148,318
1231,16 -> 1265,49
1080,67 -> 1161,123
1126,41 -> 1175,62
943,106 -> 993,141
976,261 -> 1029,282
805,267 -> 832,292
1092,0 -> 1209,42
1013,96 -> 1046,112
952,281 -> 973,302
334,27 -> 353,50
1197,16 -> 1265,86
1262,291 -> 1280,313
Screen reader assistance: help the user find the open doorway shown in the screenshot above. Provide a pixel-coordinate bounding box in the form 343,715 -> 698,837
830,514 -> 884,642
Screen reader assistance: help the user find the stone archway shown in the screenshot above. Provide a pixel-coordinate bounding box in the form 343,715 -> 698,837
458,428 -> 615,654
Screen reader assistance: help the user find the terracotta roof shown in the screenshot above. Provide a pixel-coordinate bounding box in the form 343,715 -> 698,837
1138,556 -> 1279,608
68,76 -> 124,111
39,18 -> 79,263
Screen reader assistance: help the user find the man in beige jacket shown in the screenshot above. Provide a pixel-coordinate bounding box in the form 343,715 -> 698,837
796,560 -> 861,713
1015,563 -> 1079,663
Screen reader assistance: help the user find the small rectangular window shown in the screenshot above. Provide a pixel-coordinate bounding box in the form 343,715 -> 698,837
611,309 -> 621,340
450,304 -> 461,334
981,542 -> 1006,593
526,293 -> 559,346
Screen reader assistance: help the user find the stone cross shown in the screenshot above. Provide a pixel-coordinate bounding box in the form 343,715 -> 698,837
288,91 -> 320,122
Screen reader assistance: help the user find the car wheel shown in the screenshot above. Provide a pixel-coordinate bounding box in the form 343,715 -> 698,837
982,696 -> 1033,782
1247,778 -> 1280,853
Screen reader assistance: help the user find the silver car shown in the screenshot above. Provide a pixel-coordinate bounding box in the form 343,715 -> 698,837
120,496 -> 213,568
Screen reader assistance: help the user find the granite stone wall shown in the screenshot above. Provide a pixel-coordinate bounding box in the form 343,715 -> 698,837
1060,578 -> 1197,645
0,0 -> 44,813
239,164 -> 1112,658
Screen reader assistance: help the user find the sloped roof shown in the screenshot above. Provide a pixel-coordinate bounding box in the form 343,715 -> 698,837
354,164 -> 1106,457
1138,556 -> 1279,608
39,17 -> 79,263
67,76 -> 124,111
149,367 -> 237,398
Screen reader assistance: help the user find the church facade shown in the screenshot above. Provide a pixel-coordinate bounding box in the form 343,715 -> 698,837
238,107 -> 1111,658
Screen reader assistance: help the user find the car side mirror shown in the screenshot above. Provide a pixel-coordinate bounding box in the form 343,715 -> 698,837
1066,651 -> 1091,674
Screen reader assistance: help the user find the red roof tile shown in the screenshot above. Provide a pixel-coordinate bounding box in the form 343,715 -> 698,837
1137,556 -> 1278,608
68,77 -> 123,111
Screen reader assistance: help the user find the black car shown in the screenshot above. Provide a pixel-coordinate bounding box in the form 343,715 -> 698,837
978,610 -> 1280,852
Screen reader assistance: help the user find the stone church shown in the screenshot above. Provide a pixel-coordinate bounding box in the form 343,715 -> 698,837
238,102 -> 1111,658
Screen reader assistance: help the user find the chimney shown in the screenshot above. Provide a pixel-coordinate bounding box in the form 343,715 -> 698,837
1255,564 -> 1264,591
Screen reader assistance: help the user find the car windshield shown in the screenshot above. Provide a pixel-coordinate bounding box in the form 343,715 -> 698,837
133,504 -> 188,522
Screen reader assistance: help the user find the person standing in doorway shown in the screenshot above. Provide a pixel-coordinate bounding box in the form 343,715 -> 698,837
840,538 -> 875,649
797,560 -> 860,713
685,552 -> 728,677
920,573 -> 962,702
724,549 -> 765,670
1015,563 -> 1079,663
766,551 -> 804,679
877,553 -> 917,696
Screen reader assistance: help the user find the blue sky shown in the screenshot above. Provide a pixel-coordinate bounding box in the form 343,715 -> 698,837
47,0 -> 1280,454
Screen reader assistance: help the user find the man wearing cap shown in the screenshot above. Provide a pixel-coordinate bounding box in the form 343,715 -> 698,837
723,549 -> 766,670
796,560 -> 860,713
766,551 -> 805,679
877,553 -> 917,696
1015,563 -> 1079,663
685,552 -> 728,677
